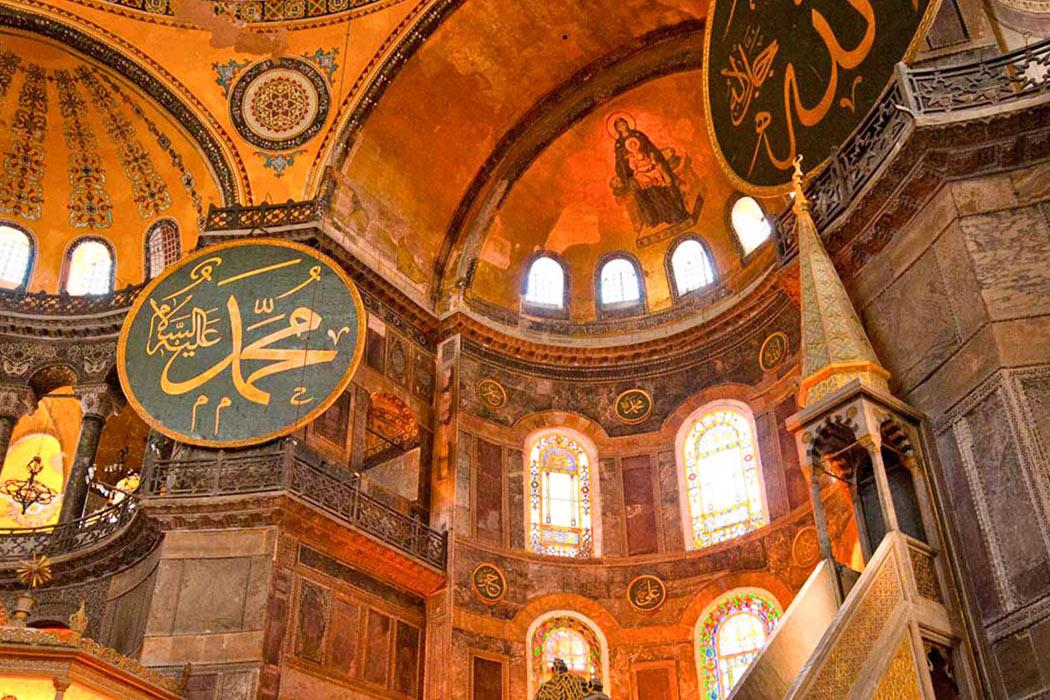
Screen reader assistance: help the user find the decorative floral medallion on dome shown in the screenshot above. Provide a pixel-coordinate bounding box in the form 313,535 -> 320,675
230,58 -> 330,151
0,62 -> 46,222
55,70 -> 113,230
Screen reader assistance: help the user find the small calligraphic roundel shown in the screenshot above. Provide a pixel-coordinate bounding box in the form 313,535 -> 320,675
627,574 -> 666,613
759,331 -> 789,372
703,0 -> 938,194
477,379 -> 507,409
614,388 -> 653,425
118,239 -> 365,448
471,563 -> 507,604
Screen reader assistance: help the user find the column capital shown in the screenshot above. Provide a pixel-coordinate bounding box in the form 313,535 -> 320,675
75,383 -> 123,420
0,384 -> 36,420
856,433 -> 882,454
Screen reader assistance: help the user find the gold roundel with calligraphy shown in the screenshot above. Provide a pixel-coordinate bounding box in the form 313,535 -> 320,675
703,0 -> 940,194
614,388 -> 653,425
759,331 -> 789,372
471,563 -> 507,605
117,239 -> 366,448
477,379 -> 507,409
627,575 -> 666,613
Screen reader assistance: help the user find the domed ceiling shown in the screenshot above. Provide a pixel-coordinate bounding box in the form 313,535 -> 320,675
0,31 -> 221,291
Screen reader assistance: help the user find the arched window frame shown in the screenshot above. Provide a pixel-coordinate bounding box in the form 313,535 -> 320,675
144,219 -> 181,280
526,611 -> 610,697
524,427 -> 601,559
675,399 -> 769,550
521,252 -> 570,319
595,252 -> 646,318
694,588 -> 782,700
726,194 -> 772,260
665,234 -> 717,301
61,236 -> 115,296
0,222 -> 36,291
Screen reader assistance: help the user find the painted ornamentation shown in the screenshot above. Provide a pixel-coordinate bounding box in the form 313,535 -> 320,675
477,378 -> 507,408
627,574 -> 666,613
0,63 -> 47,221
54,70 -> 113,229
229,58 -> 330,151
758,331 -> 789,372
77,67 -> 172,219
613,388 -> 653,425
470,562 -> 507,604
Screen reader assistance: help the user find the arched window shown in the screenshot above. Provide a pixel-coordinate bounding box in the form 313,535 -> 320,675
670,238 -> 715,296
696,590 -> 782,699
145,220 -> 180,279
526,430 -> 597,558
0,224 -> 32,290
730,196 -> 771,255
525,255 -> 566,308
598,256 -> 641,306
677,402 -> 767,549
527,613 -> 608,695
64,238 -> 114,296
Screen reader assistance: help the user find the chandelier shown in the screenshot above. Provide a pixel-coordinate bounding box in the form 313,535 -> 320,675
2,456 -> 58,515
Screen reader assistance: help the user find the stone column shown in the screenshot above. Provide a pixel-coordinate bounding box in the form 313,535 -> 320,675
808,459 -> 844,603
861,435 -> 900,535
57,385 -> 119,524
0,385 -> 36,468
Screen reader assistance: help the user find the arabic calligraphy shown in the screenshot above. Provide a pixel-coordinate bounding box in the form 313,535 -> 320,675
759,331 -> 789,372
627,575 -> 666,612
118,239 -> 365,448
614,389 -> 653,425
706,0 -> 935,192
477,379 -> 507,409
471,563 -> 507,604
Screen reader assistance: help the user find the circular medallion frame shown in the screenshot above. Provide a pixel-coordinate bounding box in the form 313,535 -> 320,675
627,574 -> 667,613
759,331 -> 790,372
229,58 -> 331,151
471,562 -> 508,605
117,238 -> 366,449
614,388 -> 654,425
477,379 -> 507,409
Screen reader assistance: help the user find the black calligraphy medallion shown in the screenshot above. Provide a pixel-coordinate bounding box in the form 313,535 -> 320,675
627,575 -> 666,613
614,388 -> 653,425
471,563 -> 507,605
477,379 -> 507,409
118,239 -> 365,448
704,0 -> 938,193
759,331 -> 789,372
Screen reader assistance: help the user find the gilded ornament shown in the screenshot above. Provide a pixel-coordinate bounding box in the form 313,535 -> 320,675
477,379 -> 507,408
613,388 -> 653,425
626,574 -> 666,613
16,554 -> 52,589
470,562 -> 507,604
229,59 -> 330,151
759,331 -> 789,372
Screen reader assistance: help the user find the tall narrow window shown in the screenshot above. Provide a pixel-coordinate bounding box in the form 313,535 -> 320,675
527,431 -> 596,558
598,256 -> 641,306
677,403 -> 767,549
528,614 -> 606,694
65,239 -> 114,296
146,220 -> 180,279
696,591 -> 781,699
0,225 -> 32,290
730,196 -> 771,255
670,238 -> 714,296
525,255 -> 565,308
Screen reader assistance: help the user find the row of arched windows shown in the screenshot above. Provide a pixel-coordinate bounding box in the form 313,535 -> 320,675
527,588 -> 781,699
523,196 -> 771,313
0,221 -> 180,293
527,401 -> 767,558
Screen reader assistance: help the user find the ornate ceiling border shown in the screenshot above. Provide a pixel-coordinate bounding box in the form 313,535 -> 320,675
0,2 -> 247,205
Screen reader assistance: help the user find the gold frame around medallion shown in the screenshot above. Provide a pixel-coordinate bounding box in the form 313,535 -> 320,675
614,388 -> 653,425
477,378 -> 508,408
626,574 -> 667,613
701,0 -> 944,196
470,562 -> 508,605
116,237 -> 367,449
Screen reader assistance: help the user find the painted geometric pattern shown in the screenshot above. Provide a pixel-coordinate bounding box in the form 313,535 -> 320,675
872,633 -> 923,700
95,0 -> 393,23
76,67 -> 171,219
698,593 -> 781,700
0,63 -> 47,221
54,70 -> 113,229
528,432 -> 593,558
530,616 -> 602,692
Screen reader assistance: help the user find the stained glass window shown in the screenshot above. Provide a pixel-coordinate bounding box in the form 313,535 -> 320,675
527,431 -> 594,558
599,257 -> 641,305
697,592 -> 781,700
0,225 -> 31,290
146,220 -> 180,279
681,406 -> 767,548
65,238 -> 113,296
530,615 -> 602,691
525,256 -> 565,308
671,239 -> 715,295
730,196 -> 771,255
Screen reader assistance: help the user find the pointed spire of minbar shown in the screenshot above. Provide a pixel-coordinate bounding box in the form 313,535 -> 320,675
793,156 -> 890,408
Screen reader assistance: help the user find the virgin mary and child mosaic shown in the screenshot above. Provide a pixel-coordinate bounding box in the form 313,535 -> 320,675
607,112 -> 702,246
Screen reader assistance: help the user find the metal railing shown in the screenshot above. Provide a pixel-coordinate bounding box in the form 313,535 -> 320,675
204,199 -> 327,232
776,38 -> 1050,257
0,497 -> 138,560
143,443 -> 447,569
0,284 -> 143,338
